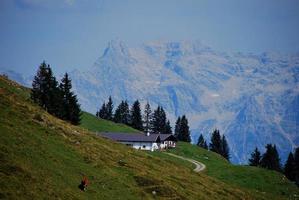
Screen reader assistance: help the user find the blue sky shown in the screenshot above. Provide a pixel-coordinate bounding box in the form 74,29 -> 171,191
1,0 -> 299,76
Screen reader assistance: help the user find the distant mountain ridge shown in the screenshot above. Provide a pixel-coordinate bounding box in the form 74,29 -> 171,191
2,39 -> 299,164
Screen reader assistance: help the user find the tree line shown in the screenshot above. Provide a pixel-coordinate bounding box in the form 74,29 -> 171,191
248,145 -> 299,186
96,97 -> 191,142
31,61 -> 81,125
196,129 -> 230,161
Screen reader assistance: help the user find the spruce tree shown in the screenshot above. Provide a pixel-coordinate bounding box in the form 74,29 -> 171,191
143,102 -> 152,134
98,102 -> 107,119
164,120 -> 172,135
130,100 -> 143,131
178,115 -> 191,142
113,101 -> 123,123
151,106 -> 167,134
294,147 -> 299,186
209,129 -> 222,155
284,152 -> 295,181
248,147 -> 261,166
174,117 -> 181,139
221,135 -> 230,161
106,96 -> 113,120
197,134 -> 208,149
113,100 -> 130,125
260,144 -> 281,172
59,73 -> 81,125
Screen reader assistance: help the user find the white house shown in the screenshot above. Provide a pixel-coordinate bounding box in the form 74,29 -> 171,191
101,132 -> 177,151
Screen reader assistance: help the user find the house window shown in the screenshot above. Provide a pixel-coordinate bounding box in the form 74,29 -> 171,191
143,145 -> 146,149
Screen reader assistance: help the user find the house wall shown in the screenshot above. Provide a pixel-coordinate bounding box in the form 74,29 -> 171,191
120,142 -> 159,151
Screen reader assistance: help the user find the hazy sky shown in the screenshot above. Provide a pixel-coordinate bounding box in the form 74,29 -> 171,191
1,0 -> 299,76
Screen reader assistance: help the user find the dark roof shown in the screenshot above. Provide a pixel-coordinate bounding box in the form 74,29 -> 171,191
100,132 -> 176,143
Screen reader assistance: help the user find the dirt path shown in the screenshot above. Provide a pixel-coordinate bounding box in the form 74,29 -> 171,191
165,152 -> 206,173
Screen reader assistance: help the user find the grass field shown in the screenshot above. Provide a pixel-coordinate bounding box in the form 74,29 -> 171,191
0,75 -> 298,200
80,111 -> 139,134
166,142 -> 299,199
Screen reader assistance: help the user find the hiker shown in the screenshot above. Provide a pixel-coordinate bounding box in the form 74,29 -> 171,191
79,176 -> 89,191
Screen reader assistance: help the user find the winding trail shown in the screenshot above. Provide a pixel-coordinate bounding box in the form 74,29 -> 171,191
165,152 -> 206,173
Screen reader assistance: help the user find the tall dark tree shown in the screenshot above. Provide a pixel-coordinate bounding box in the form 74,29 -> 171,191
260,144 -> 281,172
164,120 -> 172,135
151,106 -> 167,134
221,135 -> 230,161
284,152 -> 295,181
97,102 -> 107,119
248,147 -> 261,166
59,73 -> 81,125
174,117 -> 181,139
106,96 -> 114,120
143,102 -> 152,134
294,147 -> 299,186
197,134 -> 208,149
113,100 -> 130,125
209,129 -> 222,155
177,115 -> 191,142
31,61 -> 58,113
130,100 -> 143,131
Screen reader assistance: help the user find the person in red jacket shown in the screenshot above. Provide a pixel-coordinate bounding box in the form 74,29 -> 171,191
79,176 -> 89,191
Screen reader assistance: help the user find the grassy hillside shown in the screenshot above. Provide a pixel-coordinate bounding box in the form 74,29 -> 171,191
80,111 -> 139,133
166,142 -> 299,200
0,75 -> 257,199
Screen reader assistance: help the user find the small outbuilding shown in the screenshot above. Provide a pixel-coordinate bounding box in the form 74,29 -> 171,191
101,132 -> 177,151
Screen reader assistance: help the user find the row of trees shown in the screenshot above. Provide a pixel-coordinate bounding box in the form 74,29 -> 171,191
31,61 -> 81,125
248,145 -> 299,185
196,130 -> 230,161
96,98 -> 191,142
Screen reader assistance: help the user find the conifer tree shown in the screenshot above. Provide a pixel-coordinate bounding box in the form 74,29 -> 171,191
209,129 -> 222,155
59,73 -> 81,125
294,147 -> 299,186
174,117 -> 181,139
197,134 -> 208,149
284,152 -> 295,181
178,115 -> 191,142
248,147 -> 261,166
164,120 -> 172,135
106,96 -> 114,120
151,106 -> 167,134
221,135 -> 230,161
130,100 -> 143,131
97,102 -> 107,119
143,102 -> 152,134
113,100 -> 130,125
260,144 -> 281,172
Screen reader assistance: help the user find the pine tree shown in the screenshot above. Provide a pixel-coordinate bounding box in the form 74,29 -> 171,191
151,106 -> 167,134
174,117 -> 181,139
221,135 -> 230,161
197,134 -> 208,149
294,147 -> 299,186
106,96 -> 113,120
248,147 -> 261,166
113,100 -> 130,125
130,100 -> 143,131
59,73 -> 81,125
97,102 -> 107,119
164,120 -> 172,135
209,129 -> 222,155
260,144 -> 281,172
284,152 -> 295,181
143,102 -> 152,134
178,115 -> 191,142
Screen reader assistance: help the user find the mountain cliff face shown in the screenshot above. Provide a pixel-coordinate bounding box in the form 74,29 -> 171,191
70,40 -> 299,164
3,39 -> 299,164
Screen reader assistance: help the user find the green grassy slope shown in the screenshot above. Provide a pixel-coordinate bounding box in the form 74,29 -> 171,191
166,142 -> 299,200
0,75 -> 257,199
80,111 -> 139,133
